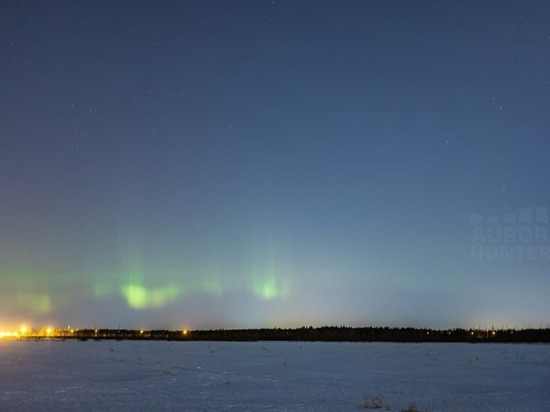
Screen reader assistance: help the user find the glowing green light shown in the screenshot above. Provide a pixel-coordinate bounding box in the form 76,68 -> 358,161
252,277 -> 290,300
16,293 -> 51,313
120,283 -> 180,309
255,279 -> 277,299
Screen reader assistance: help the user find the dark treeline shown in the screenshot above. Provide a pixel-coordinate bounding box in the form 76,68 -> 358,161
27,326 -> 550,343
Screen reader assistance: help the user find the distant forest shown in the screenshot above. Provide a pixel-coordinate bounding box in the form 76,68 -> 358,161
21,326 -> 550,343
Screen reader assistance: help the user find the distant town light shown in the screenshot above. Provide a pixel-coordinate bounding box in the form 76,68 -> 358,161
0,331 -> 19,339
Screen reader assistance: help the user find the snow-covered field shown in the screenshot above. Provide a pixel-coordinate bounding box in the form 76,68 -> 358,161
1,340 -> 549,411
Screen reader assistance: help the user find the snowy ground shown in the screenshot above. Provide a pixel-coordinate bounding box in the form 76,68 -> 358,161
0,340 -> 549,411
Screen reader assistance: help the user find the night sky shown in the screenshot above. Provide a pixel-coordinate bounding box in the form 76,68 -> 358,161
1,1 -> 549,330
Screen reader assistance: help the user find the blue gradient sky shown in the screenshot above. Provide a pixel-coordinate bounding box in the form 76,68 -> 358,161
1,1 -> 549,330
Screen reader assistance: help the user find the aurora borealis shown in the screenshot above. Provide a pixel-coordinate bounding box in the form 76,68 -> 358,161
1,1 -> 550,330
